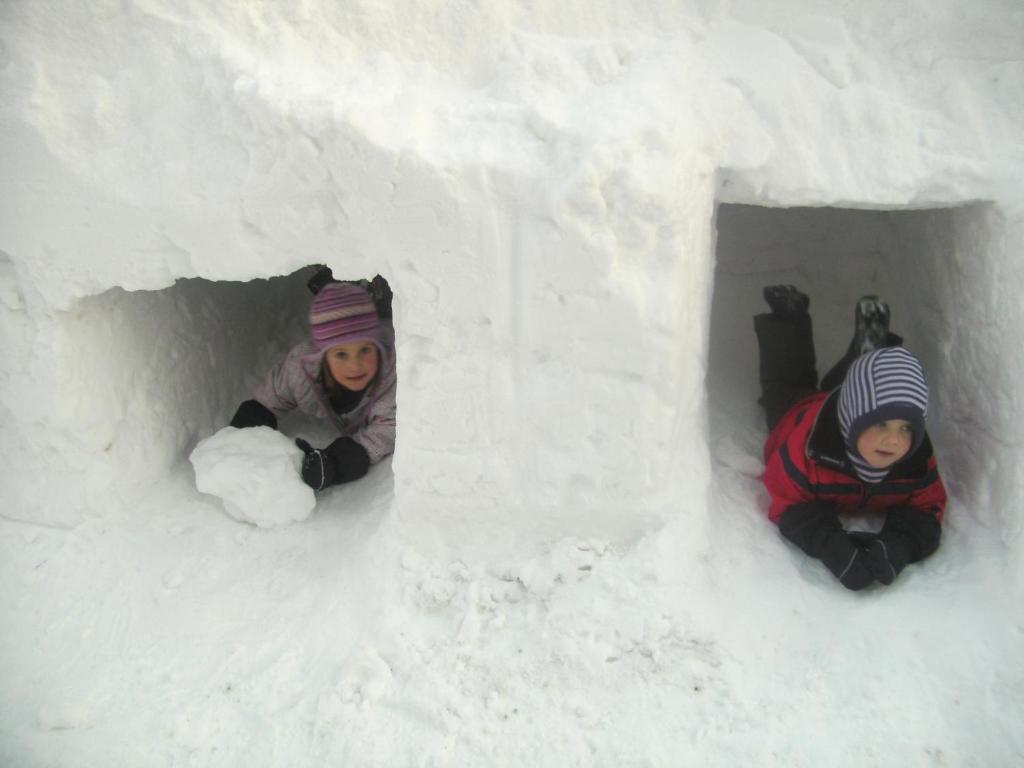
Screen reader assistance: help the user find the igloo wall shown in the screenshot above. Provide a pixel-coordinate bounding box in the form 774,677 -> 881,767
2,2 -> 1023,564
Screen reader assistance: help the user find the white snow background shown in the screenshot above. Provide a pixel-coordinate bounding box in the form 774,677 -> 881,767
2,1 -> 1023,766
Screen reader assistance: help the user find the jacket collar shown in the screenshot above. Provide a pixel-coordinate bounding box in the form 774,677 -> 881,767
806,390 -> 934,481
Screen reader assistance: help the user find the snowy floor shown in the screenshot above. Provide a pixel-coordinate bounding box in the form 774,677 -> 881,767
3,417 -> 1022,766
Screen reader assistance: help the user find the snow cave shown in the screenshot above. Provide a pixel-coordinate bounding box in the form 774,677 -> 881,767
709,201 -> 1000,516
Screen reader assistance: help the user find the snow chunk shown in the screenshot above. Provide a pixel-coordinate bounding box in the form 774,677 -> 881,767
189,427 -> 315,528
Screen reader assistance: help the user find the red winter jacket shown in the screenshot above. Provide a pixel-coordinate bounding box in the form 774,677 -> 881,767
762,390 -> 947,524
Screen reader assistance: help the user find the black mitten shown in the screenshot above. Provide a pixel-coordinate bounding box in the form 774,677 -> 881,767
295,438 -> 329,490
886,507 -> 942,561
870,506 -> 942,581
864,537 -> 911,586
230,400 -> 278,430
816,529 -> 876,591
295,437 -> 371,491
779,503 -> 875,591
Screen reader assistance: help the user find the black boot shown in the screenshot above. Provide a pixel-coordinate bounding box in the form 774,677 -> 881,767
819,295 -> 903,391
852,295 -> 890,355
755,286 -> 818,429
307,265 -> 337,295
763,284 -> 810,320
367,274 -> 394,319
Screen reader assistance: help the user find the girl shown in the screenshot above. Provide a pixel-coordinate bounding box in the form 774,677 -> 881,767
755,285 -> 946,591
229,278 -> 397,492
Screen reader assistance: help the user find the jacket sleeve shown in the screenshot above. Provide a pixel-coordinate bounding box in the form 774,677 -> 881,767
763,437 -> 818,524
251,344 -> 306,415
904,455 -> 948,523
346,322 -> 397,464
348,375 -> 397,464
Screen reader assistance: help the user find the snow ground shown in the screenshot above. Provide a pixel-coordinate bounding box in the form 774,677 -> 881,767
2,438 -> 1021,767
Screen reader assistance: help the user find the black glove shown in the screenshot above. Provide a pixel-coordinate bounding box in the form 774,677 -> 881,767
295,437 -> 371,491
778,503 -> 875,591
864,507 -> 942,584
230,400 -> 278,430
863,537 -> 909,586
884,506 -> 942,562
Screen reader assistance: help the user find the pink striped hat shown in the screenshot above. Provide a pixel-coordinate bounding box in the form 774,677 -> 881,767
308,282 -> 382,353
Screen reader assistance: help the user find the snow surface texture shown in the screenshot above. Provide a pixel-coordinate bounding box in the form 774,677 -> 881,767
190,427 -> 315,529
1,1 -> 1024,765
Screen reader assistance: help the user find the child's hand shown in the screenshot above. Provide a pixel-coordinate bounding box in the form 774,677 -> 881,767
863,507 -> 939,584
864,538 -> 908,585
295,438 -> 332,491
847,531 -> 905,586
778,503 -> 875,591
295,437 -> 371,491
817,530 -> 876,591
229,400 -> 277,430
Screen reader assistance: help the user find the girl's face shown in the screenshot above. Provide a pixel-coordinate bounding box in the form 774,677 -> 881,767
856,419 -> 914,469
325,340 -> 379,392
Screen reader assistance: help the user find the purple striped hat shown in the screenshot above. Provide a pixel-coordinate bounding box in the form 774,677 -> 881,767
308,282 -> 381,354
838,346 -> 929,480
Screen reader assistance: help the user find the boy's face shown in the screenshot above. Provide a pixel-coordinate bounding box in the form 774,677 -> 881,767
325,340 -> 379,392
856,419 -> 914,469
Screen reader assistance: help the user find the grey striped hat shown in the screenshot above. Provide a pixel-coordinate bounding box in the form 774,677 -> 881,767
838,347 -> 929,480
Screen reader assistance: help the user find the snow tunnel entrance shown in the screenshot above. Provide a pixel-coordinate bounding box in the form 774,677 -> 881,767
707,201 -> 997,509
58,264 -> 394,501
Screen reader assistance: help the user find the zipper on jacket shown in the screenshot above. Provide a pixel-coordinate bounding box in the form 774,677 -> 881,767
859,483 -> 873,513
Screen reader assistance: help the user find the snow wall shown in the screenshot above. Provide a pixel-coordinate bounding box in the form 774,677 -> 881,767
2,2 -> 1023,569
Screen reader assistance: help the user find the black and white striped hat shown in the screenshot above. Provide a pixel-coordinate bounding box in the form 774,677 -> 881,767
838,347 -> 929,481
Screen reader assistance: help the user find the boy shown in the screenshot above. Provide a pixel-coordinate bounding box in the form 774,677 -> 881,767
756,286 -> 946,591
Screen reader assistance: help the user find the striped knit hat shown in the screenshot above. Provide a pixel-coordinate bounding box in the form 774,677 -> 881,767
838,347 -> 929,483
308,282 -> 382,355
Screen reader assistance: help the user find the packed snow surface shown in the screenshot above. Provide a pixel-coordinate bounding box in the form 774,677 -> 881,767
1,0 -> 1024,766
190,427 -> 315,529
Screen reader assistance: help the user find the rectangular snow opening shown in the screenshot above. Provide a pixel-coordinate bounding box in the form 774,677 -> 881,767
707,201 -> 998,511
54,265 -> 396,508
